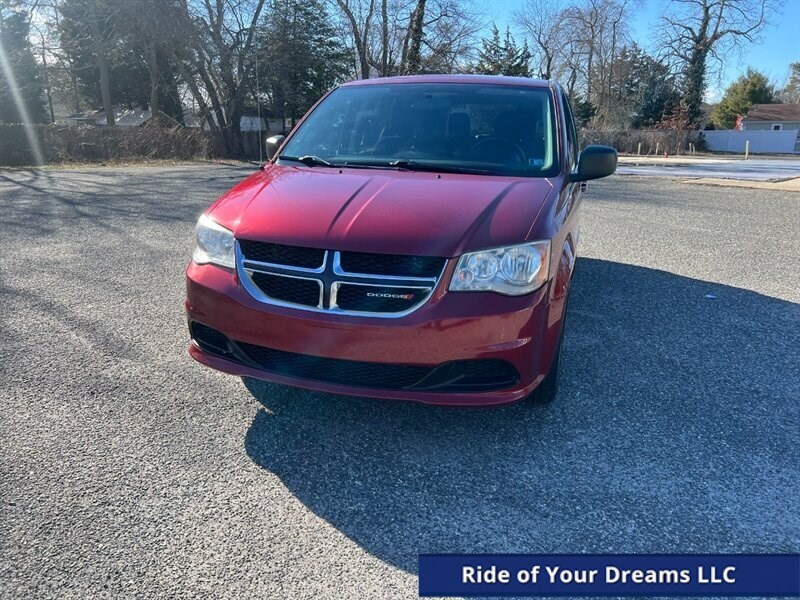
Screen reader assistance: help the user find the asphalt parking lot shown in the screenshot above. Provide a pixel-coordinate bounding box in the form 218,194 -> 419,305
1,164 -> 798,598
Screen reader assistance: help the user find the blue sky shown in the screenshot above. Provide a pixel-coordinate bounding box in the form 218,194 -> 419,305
491,0 -> 800,101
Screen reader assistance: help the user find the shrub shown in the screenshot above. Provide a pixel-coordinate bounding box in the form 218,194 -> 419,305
0,124 -> 216,166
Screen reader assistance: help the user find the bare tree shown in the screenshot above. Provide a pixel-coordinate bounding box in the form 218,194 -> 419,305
380,0 -> 389,75
658,0 -> 775,127
515,0 -> 567,79
415,0 -> 484,73
564,0 -> 630,108
178,0 -> 267,150
399,0 -> 425,74
113,0 -> 183,125
88,0 -> 114,125
517,0 -> 631,128
23,0 -> 86,115
330,0 -> 484,78
336,0 -> 375,78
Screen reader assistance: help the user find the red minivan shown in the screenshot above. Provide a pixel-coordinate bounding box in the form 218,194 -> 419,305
185,75 -> 616,406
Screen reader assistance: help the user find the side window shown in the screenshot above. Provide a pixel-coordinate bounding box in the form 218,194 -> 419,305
562,93 -> 579,170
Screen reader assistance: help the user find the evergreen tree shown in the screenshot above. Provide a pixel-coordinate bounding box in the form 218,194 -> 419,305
58,0 -> 149,110
57,0 -> 184,122
780,63 -> 800,103
609,44 -> 679,129
259,0 -> 350,124
0,5 -> 48,123
571,95 -> 596,127
473,25 -> 531,77
711,68 -> 777,129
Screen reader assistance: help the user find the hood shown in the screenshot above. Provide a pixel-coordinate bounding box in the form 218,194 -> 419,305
209,164 -> 555,257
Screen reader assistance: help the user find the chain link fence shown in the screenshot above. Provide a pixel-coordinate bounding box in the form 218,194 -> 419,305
580,130 -> 703,155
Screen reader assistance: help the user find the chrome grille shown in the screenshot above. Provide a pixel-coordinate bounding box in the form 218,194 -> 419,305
237,240 -> 446,317
338,251 -> 444,278
250,272 -> 322,307
238,239 -> 325,269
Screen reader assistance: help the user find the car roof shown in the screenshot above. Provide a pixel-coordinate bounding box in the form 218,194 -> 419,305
340,74 -> 553,89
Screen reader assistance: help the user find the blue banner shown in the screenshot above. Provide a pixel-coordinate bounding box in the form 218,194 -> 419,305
418,554 -> 800,597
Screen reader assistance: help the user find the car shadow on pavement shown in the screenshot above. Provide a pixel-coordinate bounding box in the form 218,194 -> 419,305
242,257 -> 800,573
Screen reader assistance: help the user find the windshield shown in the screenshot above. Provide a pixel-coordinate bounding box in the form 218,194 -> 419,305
279,83 -> 559,177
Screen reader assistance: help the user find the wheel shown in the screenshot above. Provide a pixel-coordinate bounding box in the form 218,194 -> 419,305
527,295 -> 570,404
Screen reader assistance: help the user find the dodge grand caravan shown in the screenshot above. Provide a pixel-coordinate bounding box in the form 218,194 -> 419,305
185,75 -> 616,406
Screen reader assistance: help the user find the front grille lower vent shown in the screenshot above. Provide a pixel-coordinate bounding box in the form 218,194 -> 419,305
238,341 -> 431,389
189,322 -> 520,392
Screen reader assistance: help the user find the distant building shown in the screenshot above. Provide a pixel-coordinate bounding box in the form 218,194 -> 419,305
59,107 -> 153,127
742,104 -> 800,152
742,104 -> 800,132
185,106 -> 283,133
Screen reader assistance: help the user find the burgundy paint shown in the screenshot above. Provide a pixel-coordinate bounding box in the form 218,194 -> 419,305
186,75 -> 584,406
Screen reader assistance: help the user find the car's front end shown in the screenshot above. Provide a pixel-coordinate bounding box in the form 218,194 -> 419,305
185,75 -> 615,406
186,231 -> 561,406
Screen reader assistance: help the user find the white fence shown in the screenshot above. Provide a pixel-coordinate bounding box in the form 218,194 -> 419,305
702,129 -> 798,154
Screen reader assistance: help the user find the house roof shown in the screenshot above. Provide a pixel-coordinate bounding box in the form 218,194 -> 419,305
61,107 -> 152,126
745,104 -> 800,122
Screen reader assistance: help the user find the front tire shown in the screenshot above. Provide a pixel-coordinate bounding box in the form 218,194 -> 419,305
527,293 -> 570,404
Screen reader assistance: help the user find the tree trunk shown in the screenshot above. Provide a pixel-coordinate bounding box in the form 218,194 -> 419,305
40,40 -> 55,123
400,0 -> 426,75
380,0 -> 389,76
337,0 -> 373,79
179,63 -> 215,130
226,102 -> 243,156
146,43 -> 162,125
89,2 -> 114,126
196,62 -> 227,131
679,1 -> 712,129
682,43 -> 708,128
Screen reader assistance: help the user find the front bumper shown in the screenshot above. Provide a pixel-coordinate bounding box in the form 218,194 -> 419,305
185,262 -> 564,406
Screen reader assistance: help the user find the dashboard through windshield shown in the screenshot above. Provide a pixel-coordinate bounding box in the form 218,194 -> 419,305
279,83 -> 559,177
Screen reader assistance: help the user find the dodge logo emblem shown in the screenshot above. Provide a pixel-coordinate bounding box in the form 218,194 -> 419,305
366,292 -> 415,300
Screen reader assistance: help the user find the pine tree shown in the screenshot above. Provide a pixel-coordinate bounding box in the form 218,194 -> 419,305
711,69 -> 777,129
259,0 -> 350,124
473,25 -> 531,77
58,0 -> 150,111
0,6 -> 48,123
608,44 -> 679,129
502,28 -> 532,78
780,63 -> 800,103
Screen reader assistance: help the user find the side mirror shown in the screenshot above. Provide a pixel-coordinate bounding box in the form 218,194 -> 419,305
570,145 -> 617,182
265,135 -> 285,161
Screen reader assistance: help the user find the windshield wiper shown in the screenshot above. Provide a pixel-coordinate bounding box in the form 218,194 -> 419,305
280,155 -> 338,167
281,156 -> 494,175
387,160 -> 495,175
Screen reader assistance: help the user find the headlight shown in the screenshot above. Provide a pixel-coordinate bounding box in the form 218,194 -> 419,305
449,241 -> 550,295
193,213 -> 235,269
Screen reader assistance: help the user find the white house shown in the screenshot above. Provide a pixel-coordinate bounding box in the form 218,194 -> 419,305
742,104 -> 800,152
742,104 -> 800,132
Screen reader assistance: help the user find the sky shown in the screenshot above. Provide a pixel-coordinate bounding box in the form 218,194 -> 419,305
491,0 -> 800,102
